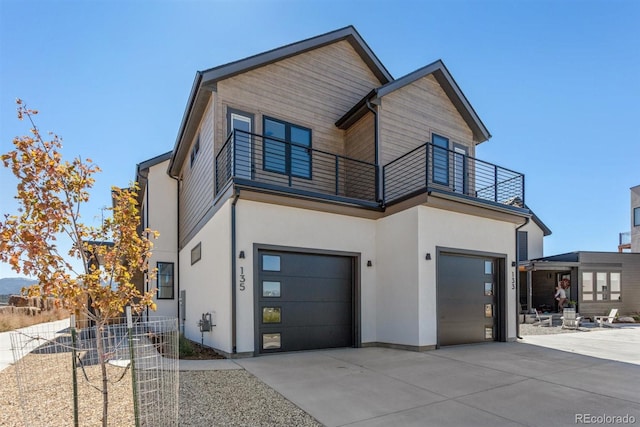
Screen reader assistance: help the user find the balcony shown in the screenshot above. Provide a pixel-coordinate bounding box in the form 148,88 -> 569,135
619,232 -> 631,252
216,130 -> 378,206
383,142 -> 525,208
216,130 -> 525,211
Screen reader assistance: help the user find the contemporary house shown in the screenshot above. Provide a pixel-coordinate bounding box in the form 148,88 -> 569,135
523,185 -> 640,318
135,26 -> 547,357
135,152 -> 178,319
524,252 -> 640,318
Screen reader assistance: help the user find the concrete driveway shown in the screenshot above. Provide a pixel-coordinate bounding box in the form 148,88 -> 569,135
237,328 -> 640,427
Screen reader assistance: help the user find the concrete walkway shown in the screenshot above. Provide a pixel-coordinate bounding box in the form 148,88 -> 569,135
0,318 -> 70,372
237,330 -> 640,427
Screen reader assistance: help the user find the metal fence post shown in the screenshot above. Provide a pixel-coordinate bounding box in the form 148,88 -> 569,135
70,314 -> 79,427
127,307 -> 141,427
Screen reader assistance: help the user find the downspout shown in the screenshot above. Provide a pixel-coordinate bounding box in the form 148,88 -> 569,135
365,99 -> 381,205
136,165 -> 151,321
231,190 -> 240,354
145,172 -> 150,321
515,217 -> 530,340
169,174 -> 181,334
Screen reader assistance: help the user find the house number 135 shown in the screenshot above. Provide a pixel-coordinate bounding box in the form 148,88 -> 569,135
239,267 -> 246,291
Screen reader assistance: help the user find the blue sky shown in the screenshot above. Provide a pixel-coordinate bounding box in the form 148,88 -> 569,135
1,0 -> 638,278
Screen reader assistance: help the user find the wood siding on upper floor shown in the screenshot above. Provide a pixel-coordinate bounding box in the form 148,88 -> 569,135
378,74 -> 475,165
179,94 -> 215,246
345,112 -> 375,163
214,40 -> 381,158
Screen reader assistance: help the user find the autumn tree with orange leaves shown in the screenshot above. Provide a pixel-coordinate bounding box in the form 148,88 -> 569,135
0,100 -> 158,426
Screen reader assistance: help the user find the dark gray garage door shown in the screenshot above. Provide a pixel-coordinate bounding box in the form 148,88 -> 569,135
256,250 -> 354,354
437,253 -> 500,346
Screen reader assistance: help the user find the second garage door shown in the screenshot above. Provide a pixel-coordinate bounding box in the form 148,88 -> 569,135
437,252 -> 503,346
256,250 -> 354,354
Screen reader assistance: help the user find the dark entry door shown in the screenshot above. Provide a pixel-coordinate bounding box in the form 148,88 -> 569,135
438,253 -> 498,346
256,250 -> 353,354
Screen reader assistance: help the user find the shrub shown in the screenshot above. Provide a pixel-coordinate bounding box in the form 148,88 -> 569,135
179,334 -> 196,358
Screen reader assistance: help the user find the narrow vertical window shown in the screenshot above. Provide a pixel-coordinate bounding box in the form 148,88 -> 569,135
191,243 -> 202,265
432,134 -> 449,185
581,272 -> 593,301
190,134 -> 200,168
157,262 -> 175,299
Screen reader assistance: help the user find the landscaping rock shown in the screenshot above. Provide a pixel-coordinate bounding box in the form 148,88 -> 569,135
617,316 -> 636,323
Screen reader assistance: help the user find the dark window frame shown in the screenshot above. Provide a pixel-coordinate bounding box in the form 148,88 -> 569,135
432,133 -> 450,186
517,231 -> 528,262
634,207 -> 640,227
190,134 -> 200,168
191,242 -> 201,265
262,116 -> 312,179
157,262 -> 175,300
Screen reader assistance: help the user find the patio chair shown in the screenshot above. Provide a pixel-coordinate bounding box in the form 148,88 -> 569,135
561,308 -> 582,330
533,309 -> 552,327
594,308 -> 618,327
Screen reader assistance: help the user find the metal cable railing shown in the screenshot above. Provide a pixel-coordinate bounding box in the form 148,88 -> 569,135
215,130 -> 377,203
383,142 -> 524,207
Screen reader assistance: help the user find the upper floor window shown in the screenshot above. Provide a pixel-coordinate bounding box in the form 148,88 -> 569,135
157,262 -> 175,299
263,117 -> 311,179
581,271 -> 621,302
634,207 -> 640,226
190,134 -> 200,168
432,134 -> 449,185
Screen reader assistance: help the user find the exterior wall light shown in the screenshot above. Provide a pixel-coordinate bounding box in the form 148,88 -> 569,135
425,253 -> 432,260
367,260 -> 373,267
239,251 -> 245,259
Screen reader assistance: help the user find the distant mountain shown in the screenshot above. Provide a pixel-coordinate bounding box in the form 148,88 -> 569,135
0,277 -> 38,295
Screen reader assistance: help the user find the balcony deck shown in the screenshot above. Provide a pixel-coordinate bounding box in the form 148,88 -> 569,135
216,130 -> 525,211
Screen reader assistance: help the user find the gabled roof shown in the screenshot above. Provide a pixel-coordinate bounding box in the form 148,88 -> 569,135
168,26 -> 392,176
136,151 -> 172,204
137,151 -> 172,172
200,25 -> 392,88
337,60 -> 491,143
531,211 -> 552,237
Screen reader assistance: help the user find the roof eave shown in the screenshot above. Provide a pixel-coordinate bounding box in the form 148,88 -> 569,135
376,60 -> 491,143
201,25 -> 392,87
168,71 -> 203,177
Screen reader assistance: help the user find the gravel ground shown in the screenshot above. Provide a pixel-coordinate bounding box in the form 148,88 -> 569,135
0,355 -> 320,427
519,321 -> 607,336
180,370 -> 320,427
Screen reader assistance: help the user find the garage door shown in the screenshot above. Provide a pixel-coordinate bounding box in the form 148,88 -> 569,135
438,253 -> 500,346
256,250 -> 354,354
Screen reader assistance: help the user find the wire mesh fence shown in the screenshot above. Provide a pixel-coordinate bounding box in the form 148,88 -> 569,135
10,314 -> 178,427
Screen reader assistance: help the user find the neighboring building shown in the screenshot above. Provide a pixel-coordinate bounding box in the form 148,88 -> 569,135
517,212 -> 552,312
137,26 -> 547,357
525,252 -> 640,318
631,185 -> 640,252
135,152 -> 178,319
